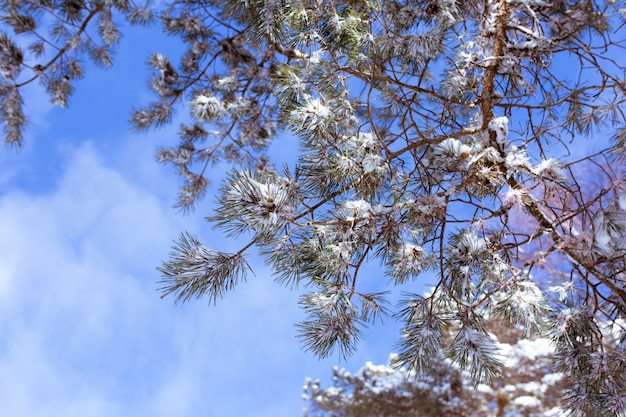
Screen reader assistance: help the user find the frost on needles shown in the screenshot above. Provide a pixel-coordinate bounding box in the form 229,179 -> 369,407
2,0 -> 626,415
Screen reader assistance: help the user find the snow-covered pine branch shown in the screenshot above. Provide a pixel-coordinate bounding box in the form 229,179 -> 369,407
4,0 -> 626,414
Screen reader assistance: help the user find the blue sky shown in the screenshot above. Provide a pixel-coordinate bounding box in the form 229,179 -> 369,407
0,22 -> 408,417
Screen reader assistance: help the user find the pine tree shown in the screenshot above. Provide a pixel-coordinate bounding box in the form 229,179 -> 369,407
303,354 -> 480,417
303,320 -> 565,417
2,1 -> 626,414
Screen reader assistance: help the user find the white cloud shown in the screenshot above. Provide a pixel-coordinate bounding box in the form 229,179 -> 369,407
0,143 -> 181,416
0,141 -> 399,416
0,143 -> 213,414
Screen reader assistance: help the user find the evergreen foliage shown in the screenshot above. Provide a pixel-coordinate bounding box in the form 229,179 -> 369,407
303,321 -> 565,417
2,0 -> 626,414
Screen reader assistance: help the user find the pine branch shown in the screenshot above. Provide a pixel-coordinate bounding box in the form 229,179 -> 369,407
158,232 -> 251,304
